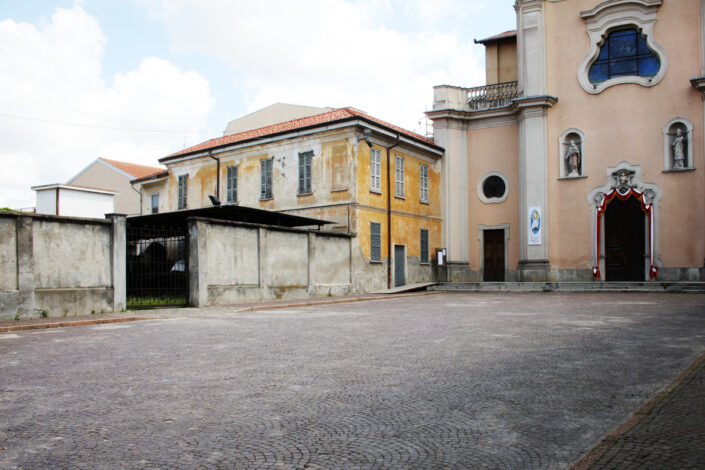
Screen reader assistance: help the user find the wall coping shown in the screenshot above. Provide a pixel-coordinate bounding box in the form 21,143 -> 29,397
0,210 -> 112,226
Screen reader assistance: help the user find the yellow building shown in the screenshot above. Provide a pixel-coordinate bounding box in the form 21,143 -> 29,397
133,106 -> 443,291
428,0 -> 705,282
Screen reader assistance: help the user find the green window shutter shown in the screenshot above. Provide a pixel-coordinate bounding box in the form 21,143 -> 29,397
370,222 -> 381,261
420,229 -> 429,264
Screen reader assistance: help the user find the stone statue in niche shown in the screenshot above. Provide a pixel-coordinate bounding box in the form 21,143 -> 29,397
565,139 -> 581,177
672,128 -> 686,169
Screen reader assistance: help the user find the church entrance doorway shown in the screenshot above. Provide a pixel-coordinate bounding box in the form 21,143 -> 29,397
605,196 -> 645,281
483,229 -> 505,281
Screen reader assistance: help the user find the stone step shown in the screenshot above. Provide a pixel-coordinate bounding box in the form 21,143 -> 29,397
430,282 -> 705,294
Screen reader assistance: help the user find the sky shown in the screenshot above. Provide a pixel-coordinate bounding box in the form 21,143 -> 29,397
0,0 -> 516,209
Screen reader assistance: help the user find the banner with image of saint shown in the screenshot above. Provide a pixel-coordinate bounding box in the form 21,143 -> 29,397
528,206 -> 542,245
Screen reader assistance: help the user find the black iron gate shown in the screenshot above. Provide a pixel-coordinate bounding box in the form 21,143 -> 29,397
126,223 -> 188,308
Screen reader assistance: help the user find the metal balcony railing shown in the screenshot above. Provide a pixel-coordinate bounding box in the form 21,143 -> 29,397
467,81 -> 519,111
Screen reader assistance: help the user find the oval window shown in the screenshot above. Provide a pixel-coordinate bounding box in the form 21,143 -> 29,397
482,175 -> 506,199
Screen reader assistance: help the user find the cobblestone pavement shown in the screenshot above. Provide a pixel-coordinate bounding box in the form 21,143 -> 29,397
587,356 -> 705,469
1,292 -> 704,469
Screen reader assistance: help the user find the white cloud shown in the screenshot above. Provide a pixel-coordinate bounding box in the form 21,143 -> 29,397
138,0 -> 486,133
0,5 -> 214,209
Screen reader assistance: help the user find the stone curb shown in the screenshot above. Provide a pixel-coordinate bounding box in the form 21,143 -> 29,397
0,291 -> 439,333
0,316 -> 149,333
230,290 -> 440,313
567,349 -> 705,470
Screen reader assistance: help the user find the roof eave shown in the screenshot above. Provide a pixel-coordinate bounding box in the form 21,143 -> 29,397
160,116 -> 442,164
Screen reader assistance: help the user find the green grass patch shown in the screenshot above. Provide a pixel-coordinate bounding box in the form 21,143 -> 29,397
127,295 -> 188,309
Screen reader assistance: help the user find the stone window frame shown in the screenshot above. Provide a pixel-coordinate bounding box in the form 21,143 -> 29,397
394,155 -> 405,199
260,158 -> 273,200
558,128 -> 587,179
420,228 -> 429,264
578,0 -> 667,95
226,165 -> 238,203
370,148 -> 381,193
177,174 -> 188,210
662,117 -> 695,171
419,163 -> 429,204
477,171 -> 509,204
370,221 -> 381,262
298,150 -> 313,196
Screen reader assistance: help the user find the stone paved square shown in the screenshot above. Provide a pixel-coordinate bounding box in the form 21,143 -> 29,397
1,292 -> 705,469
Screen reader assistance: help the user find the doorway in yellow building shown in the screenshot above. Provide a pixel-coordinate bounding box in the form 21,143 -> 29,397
483,229 -> 505,281
605,197 -> 646,281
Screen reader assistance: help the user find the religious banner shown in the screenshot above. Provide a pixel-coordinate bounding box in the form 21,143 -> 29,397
528,206 -> 542,245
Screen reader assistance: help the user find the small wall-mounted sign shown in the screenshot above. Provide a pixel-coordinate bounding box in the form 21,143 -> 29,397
436,248 -> 447,266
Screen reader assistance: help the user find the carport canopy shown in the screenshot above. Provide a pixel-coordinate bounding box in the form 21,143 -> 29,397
127,204 -> 332,231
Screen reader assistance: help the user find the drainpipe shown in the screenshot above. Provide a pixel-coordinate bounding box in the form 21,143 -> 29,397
209,151 -> 220,201
383,133 -> 401,289
55,187 -> 60,216
130,181 -> 142,215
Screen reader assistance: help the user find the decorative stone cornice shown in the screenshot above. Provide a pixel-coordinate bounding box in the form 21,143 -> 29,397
427,95 -> 557,125
580,0 -> 662,19
513,95 -> 558,110
690,76 -> 705,93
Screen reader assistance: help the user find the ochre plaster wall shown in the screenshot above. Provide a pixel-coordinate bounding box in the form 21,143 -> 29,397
355,142 -> 442,264
466,124 -> 520,272
544,0 -> 705,271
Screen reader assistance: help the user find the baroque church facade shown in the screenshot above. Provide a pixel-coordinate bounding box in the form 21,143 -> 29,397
428,0 -> 705,282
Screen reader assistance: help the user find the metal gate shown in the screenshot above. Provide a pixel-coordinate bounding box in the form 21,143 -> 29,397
126,223 -> 188,308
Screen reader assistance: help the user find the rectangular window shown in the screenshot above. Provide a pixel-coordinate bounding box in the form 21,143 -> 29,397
370,222 -> 381,262
226,165 -> 238,203
370,148 -> 381,192
420,229 -> 429,264
177,175 -> 188,209
298,151 -> 313,195
395,155 -> 404,198
260,158 -> 273,199
151,194 -> 159,214
420,164 -> 429,203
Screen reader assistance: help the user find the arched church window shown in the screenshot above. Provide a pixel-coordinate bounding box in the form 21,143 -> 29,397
578,1 -> 667,94
589,29 -> 660,84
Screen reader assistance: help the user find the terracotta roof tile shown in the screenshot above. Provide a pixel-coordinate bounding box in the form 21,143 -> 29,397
100,158 -> 165,179
475,30 -> 517,44
163,107 -> 438,161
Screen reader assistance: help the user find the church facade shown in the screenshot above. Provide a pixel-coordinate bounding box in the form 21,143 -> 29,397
428,0 -> 705,282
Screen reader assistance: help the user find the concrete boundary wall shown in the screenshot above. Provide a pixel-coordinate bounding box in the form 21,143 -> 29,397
188,217 -> 353,307
0,211 -> 126,319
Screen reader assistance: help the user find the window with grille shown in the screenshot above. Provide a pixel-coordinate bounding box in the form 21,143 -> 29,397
298,151 -> 313,195
370,222 -> 381,262
177,175 -> 187,209
420,164 -> 429,203
260,158 -> 273,199
226,165 -> 237,203
420,229 -> 429,264
370,148 -> 381,193
395,156 -> 404,198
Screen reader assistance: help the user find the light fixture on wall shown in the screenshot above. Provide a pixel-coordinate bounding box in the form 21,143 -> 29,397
359,128 -> 373,148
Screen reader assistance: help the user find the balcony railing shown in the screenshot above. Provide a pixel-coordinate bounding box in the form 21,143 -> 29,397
467,81 -> 519,111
